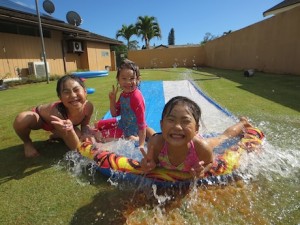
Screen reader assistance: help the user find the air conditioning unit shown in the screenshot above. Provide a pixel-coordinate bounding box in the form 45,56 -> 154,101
72,41 -> 83,52
28,62 -> 50,77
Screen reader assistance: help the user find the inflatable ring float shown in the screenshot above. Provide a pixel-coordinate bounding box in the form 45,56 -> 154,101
77,127 -> 264,187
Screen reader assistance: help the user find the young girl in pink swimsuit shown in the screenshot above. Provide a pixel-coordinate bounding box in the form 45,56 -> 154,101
140,96 -> 253,178
96,59 -> 154,150
13,75 -> 94,157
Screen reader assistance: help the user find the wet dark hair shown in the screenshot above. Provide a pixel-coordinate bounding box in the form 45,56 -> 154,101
55,75 -> 86,119
161,96 -> 202,125
56,74 -> 85,97
116,59 -> 141,80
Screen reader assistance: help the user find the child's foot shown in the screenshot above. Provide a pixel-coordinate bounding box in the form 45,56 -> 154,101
24,142 -> 40,158
94,131 -> 105,143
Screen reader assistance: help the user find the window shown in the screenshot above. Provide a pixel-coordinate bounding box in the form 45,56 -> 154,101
0,21 -> 51,38
101,51 -> 109,57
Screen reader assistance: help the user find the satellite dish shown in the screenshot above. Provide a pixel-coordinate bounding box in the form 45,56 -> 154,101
66,11 -> 82,26
43,0 -> 55,14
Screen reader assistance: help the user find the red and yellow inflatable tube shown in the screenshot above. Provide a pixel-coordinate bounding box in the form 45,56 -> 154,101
78,127 -> 264,186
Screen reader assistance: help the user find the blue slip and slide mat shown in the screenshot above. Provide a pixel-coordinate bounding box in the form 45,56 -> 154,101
103,80 -> 236,134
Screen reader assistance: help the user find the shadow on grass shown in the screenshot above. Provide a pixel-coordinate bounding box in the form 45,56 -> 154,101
70,187 -> 137,224
194,69 -> 300,112
0,140 -> 69,185
70,181 -> 191,225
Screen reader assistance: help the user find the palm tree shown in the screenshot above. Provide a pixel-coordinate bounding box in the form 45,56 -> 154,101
116,24 -> 137,49
135,16 -> 161,49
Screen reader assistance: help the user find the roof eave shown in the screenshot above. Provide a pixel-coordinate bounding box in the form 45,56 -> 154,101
263,3 -> 300,17
0,7 -> 123,45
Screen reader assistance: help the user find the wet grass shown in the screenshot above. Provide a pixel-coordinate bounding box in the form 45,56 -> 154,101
0,67 -> 299,224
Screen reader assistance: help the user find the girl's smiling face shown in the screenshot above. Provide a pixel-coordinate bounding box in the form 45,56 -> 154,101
59,79 -> 87,108
117,68 -> 139,93
161,103 -> 199,147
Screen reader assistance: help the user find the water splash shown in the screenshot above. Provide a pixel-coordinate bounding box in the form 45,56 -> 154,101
238,140 -> 300,182
152,184 -> 171,205
98,138 -> 144,160
56,151 -> 97,185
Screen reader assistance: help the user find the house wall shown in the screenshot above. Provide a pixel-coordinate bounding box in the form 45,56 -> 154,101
128,6 -> 300,75
85,42 -> 112,71
64,51 -> 82,73
110,51 -> 117,71
0,30 -> 65,78
0,30 -> 115,79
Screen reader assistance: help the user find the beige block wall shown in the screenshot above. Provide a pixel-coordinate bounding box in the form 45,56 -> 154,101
128,6 -> 300,75
128,46 -> 205,69
204,6 -> 300,75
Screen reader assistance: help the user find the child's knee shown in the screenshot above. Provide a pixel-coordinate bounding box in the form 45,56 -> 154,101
13,111 -> 38,130
13,112 -> 26,129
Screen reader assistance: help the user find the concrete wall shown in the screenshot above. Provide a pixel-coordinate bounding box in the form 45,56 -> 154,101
128,6 -> 300,75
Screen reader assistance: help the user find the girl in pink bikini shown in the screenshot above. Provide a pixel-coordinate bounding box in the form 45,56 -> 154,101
13,75 -> 94,157
140,96 -> 252,178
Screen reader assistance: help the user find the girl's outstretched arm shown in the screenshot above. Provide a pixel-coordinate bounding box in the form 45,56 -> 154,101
207,117 -> 252,149
50,115 -> 80,150
80,101 -> 94,139
221,117 -> 252,139
193,137 -> 214,177
138,128 -> 147,150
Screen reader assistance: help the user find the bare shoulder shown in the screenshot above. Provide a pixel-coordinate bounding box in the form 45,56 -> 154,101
148,133 -> 164,148
39,102 -> 53,110
86,100 -> 94,107
85,101 -> 94,114
193,136 -> 213,151
193,136 -> 214,162
39,102 -> 61,120
147,133 -> 164,157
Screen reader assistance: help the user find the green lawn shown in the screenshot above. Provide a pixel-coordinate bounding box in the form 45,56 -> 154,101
0,68 -> 299,224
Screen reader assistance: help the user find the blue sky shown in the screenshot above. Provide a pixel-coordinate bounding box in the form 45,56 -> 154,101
13,0 -> 281,47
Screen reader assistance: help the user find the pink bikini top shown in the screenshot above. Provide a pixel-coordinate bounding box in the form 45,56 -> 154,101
158,141 -> 200,172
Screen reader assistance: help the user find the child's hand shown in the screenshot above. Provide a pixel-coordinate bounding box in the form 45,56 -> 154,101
50,115 -> 73,131
139,147 -> 156,172
140,157 -> 156,172
109,85 -> 118,102
94,130 -> 105,143
80,127 -> 100,143
190,161 -> 205,178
